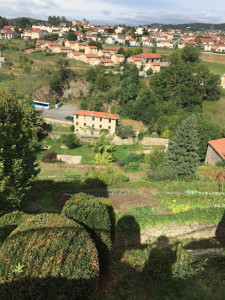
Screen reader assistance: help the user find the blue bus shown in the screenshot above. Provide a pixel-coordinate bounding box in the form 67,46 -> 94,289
33,100 -> 51,110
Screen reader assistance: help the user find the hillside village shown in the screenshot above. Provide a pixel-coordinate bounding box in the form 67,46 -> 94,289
1,18 -> 225,72
1,14 -> 225,300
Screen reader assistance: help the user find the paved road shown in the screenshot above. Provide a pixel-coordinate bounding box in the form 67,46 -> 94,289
35,104 -> 77,121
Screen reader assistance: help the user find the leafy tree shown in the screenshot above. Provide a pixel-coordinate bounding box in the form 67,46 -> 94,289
93,132 -> 114,164
148,150 -> 166,171
181,44 -> 200,63
48,16 -> 61,26
67,30 -> 77,41
0,88 -> 39,215
40,33 -> 58,42
116,124 -> 136,139
61,133 -> 80,149
117,47 -> 125,55
0,16 -> 8,27
165,115 -> 200,175
197,118 -> 222,161
50,59 -> 73,96
88,40 -> 102,50
150,53 -> 221,109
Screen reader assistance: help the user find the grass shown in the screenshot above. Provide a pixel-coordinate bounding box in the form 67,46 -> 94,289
200,61 -> 225,76
200,52 -> 225,65
113,144 -> 143,161
153,193 -> 225,213
202,97 -> 225,127
151,180 -> 221,193
37,135 -> 144,164
92,239 -> 225,300
116,206 -> 225,230
37,139 -> 95,163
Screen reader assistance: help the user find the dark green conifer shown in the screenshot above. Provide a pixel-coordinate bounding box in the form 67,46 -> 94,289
165,115 -> 199,175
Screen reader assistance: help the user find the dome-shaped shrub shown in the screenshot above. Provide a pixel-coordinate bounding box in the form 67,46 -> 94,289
0,214 -> 99,300
0,211 -> 30,247
62,193 -> 115,274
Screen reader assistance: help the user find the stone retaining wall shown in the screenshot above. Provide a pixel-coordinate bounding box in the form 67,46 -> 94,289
116,222 -> 225,245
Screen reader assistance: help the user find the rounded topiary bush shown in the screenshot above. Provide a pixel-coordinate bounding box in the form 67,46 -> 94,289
62,193 -> 115,274
0,211 -> 30,247
0,214 -> 99,300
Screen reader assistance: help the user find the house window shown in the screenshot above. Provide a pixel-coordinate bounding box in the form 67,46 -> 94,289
100,118 -> 102,122
109,119 -> 111,123
99,125 -> 102,128
92,117 -> 95,121
92,124 -> 94,128
84,123 -> 86,126
76,115 -> 79,119
76,129 -> 78,132
108,126 -> 111,129
76,122 -> 78,126
91,131 -> 94,135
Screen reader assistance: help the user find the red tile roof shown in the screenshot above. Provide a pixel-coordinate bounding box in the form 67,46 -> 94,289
74,110 -> 119,120
132,53 -> 163,59
72,52 -> 84,55
209,138 -> 225,159
99,58 -> 113,63
84,54 -> 98,58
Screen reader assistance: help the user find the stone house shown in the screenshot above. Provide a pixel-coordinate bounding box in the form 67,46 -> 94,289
85,45 -> 98,55
96,58 -> 114,67
82,54 -> 99,65
111,54 -> 125,64
205,138 -> 225,165
67,52 -> 84,60
73,110 -> 119,137
98,49 -> 111,58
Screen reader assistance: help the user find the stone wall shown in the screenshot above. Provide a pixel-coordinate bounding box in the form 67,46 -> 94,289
112,136 -> 169,147
141,137 -> 169,148
205,144 -> 222,166
116,222 -> 225,245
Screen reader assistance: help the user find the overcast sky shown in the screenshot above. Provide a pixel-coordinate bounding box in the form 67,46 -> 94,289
1,0 -> 225,25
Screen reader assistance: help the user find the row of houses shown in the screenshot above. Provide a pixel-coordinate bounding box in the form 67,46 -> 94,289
36,40 -> 164,71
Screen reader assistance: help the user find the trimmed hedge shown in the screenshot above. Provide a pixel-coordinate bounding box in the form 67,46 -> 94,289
0,214 -> 99,300
62,193 -> 115,274
0,211 -> 30,248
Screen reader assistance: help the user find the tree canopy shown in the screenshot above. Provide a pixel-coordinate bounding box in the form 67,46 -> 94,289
0,88 -> 39,215
150,45 -> 221,110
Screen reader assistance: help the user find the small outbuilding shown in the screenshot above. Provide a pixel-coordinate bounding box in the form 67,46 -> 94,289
205,138 -> 225,165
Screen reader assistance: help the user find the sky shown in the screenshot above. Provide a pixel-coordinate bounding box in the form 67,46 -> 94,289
1,0 -> 225,25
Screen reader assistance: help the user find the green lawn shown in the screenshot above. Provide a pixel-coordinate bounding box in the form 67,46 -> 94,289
202,97 -> 225,127
37,139 -> 95,163
201,61 -> 225,76
113,144 -> 143,161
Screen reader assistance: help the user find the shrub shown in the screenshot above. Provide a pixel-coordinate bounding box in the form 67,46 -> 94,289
143,237 -> 206,282
147,168 -> 178,181
62,193 -> 115,274
41,151 -> 58,163
216,160 -> 225,167
148,150 -> 166,171
124,162 -> 140,171
87,166 -> 129,186
0,211 -> 30,247
0,214 -> 99,299
119,152 -> 144,166
116,124 -> 136,139
61,133 -> 80,149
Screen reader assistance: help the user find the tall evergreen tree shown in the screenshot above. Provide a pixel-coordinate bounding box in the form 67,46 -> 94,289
165,115 -> 199,175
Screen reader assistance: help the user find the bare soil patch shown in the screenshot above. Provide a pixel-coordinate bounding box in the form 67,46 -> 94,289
53,191 -> 154,212
200,53 -> 225,64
